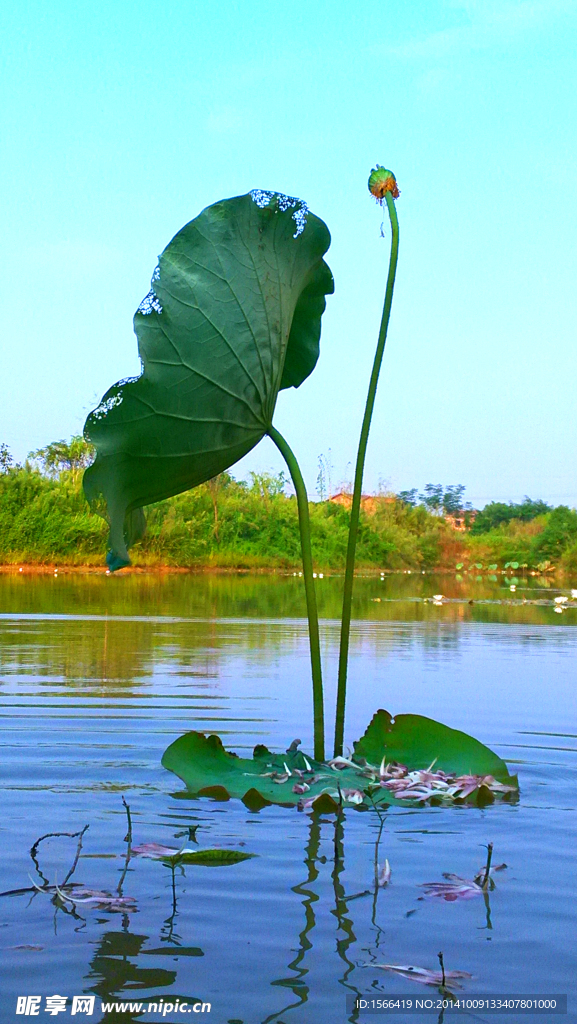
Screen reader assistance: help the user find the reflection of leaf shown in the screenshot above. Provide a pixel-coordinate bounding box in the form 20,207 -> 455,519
95,931 -> 146,957
162,710 -> 518,810
141,947 -> 204,957
372,964 -> 471,986
84,192 -> 333,569
354,710 -> 516,785
90,956 -> 176,992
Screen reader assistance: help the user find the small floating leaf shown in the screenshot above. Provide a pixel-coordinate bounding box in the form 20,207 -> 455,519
132,842 -> 254,866
175,849 -> 255,866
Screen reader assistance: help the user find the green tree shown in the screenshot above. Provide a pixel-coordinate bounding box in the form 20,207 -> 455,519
0,443 -> 15,473
531,506 -> 577,562
471,497 -> 551,534
442,484 -> 470,516
397,488 -> 418,507
29,435 -> 95,477
419,483 -> 444,513
248,471 -> 287,504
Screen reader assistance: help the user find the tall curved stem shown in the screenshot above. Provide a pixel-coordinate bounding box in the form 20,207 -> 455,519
268,424 -> 325,761
333,192 -> 399,756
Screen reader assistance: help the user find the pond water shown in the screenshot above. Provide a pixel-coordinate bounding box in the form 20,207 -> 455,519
1,572 -> 576,1023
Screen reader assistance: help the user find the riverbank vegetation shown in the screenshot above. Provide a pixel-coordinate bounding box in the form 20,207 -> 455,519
1,438 -> 576,572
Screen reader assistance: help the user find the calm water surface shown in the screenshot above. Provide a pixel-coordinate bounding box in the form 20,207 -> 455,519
1,573 -> 576,1023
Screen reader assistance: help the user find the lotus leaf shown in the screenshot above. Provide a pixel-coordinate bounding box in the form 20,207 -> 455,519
84,192 -> 333,569
161,711 -> 517,811
354,710 -> 516,784
169,849 -> 255,866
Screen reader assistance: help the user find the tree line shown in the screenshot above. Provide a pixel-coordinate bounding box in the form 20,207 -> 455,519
1,437 -> 576,572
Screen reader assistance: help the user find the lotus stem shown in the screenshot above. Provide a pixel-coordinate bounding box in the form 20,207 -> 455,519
61,824 -> 90,887
334,189 -> 399,756
268,424 -> 325,760
481,842 -> 494,890
438,951 -> 446,987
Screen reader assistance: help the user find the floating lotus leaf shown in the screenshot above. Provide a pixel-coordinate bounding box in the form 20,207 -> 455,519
161,711 -> 518,811
168,849 -> 255,866
84,192 -> 333,569
132,842 -> 254,865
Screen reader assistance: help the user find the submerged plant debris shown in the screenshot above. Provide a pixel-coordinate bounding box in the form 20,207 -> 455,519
369,964 -> 472,987
420,844 -> 507,900
377,859 -> 391,887
30,879 -> 137,913
420,875 -> 485,902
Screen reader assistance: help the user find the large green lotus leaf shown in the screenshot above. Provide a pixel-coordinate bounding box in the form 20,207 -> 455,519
161,716 -> 518,812
84,192 -> 333,569
354,710 -> 517,786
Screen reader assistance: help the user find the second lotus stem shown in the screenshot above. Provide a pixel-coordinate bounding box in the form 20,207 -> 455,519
334,184 -> 399,756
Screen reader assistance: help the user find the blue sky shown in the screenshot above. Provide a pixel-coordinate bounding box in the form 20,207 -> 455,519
1,0 -> 576,506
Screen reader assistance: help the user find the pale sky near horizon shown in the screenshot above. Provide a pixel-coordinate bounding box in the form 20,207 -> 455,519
1,0 -> 576,507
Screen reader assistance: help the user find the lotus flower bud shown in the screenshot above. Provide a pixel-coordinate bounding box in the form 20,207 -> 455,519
368,165 -> 400,202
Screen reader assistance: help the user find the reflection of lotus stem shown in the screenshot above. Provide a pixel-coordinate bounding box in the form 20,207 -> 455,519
334,191 -> 399,756
268,425 -> 325,761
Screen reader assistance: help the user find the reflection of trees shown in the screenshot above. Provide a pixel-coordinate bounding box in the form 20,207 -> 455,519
1,570 -> 569,624
0,575 -> 566,690
0,619 -> 222,686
